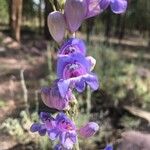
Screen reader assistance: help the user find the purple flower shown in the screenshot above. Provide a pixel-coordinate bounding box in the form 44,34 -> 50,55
58,38 -> 86,56
78,122 -> 99,138
85,0 -> 101,19
41,80 -> 72,110
104,144 -> 113,150
54,144 -> 63,150
57,53 -> 99,98
47,11 -> 66,43
99,0 -> 127,14
31,112 -> 99,149
48,113 -> 77,149
30,112 -> 54,136
64,0 -> 87,33
64,0 -> 101,32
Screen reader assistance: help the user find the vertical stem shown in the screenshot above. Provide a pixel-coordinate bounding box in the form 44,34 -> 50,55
71,117 -> 80,150
20,69 -> 29,115
35,90 -> 39,113
70,32 -> 80,150
49,0 -> 57,11
47,41 -> 53,81
74,138 -> 80,150
86,85 -> 91,118
68,95 -> 80,150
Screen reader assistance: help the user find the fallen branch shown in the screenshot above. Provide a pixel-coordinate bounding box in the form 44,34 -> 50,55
124,106 -> 150,123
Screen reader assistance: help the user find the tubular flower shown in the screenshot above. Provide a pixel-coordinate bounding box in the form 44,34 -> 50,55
31,112 -> 99,150
64,0 -> 87,33
58,38 -> 96,71
48,113 -> 77,149
64,0 -> 101,32
47,11 -> 66,43
41,80 -> 72,110
58,38 -> 86,56
57,53 -> 99,98
78,122 -> 99,138
104,144 -> 113,150
99,0 -> 127,14
30,112 -> 55,136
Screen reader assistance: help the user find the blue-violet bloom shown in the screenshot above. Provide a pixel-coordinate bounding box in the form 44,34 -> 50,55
57,53 -> 99,98
41,80 -> 72,110
64,0 -> 87,33
64,0 -> 101,32
99,0 -> 127,14
104,144 -> 113,150
31,112 -> 99,149
30,112 -> 54,136
78,122 -> 99,138
58,38 -> 86,56
48,113 -> 77,149
47,11 -> 66,43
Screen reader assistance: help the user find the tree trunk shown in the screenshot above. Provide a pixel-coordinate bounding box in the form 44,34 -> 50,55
44,0 -> 52,39
86,18 -> 94,42
10,0 -> 23,42
115,15 -> 121,37
119,14 -> 126,40
39,0 -> 42,34
105,10 -> 112,43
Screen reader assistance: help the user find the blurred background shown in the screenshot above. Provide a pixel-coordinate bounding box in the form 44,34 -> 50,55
0,0 -> 149,150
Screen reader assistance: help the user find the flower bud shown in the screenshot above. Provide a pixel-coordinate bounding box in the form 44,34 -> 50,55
110,0 -> 127,14
79,122 -> 99,138
64,0 -> 87,32
47,11 -> 66,43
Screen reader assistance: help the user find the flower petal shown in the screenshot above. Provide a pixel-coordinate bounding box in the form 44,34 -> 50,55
38,128 -> 47,136
110,0 -> 127,14
57,79 -> 72,98
30,123 -> 41,132
86,56 -> 96,71
57,53 -> 90,79
85,0 -> 101,19
40,112 -> 51,122
58,73 -> 99,98
47,11 -> 66,43
79,122 -> 99,138
54,144 -> 63,150
104,144 -> 113,150
75,78 -> 86,92
41,84 -> 70,110
58,38 -> 86,56
99,0 -> 111,11
64,0 -> 87,32
83,73 -> 99,90
36,124 -> 47,136
61,132 -> 77,149
48,128 -> 60,140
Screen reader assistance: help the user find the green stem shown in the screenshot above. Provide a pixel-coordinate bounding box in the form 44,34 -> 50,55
86,85 -> 91,118
67,95 -> 80,150
49,0 -> 57,11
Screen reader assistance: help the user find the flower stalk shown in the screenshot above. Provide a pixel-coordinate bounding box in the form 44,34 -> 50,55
30,0 -> 128,149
